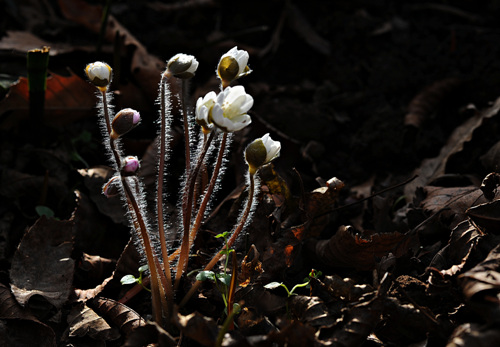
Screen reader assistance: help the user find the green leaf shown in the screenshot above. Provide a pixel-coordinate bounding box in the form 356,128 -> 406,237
196,271 -> 215,282
120,274 -> 138,285
264,282 -> 283,290
220,248 -> 234,256
35,205 -> 55,218
215,231 -> 230,239
138,265 -> 149,273
217,273 -> 232,286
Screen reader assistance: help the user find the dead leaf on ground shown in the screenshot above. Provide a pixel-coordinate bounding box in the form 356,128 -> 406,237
420,186 -> 486,229
447,323 -> 500,347
428,220 -> 483,277
10,216 -> 74,310
0,284 -> 57,346
467,199 -> 500,233
0,72 -> 96,130
66,303 -> 120,341
91,297 -> 146,337
405,96 -> 500,201
173,309 -> 219,347
288,295 -> 336,327
311,225 -> 408,271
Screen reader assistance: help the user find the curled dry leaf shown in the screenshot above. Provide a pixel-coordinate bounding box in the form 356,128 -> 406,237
421,186 -> 483,230
67,303 -> 120,341
312,225 -> 408,271
405,95 -> 500,201
459,243 -> 500,322
0,283 -> 57,346
467,199 -> 500,233
173,310 -> 219,347
318,294 -> 385,346
91,297 -> 146,337
322,274 -> 373,302
447,323 -> 500,347
288,295 -> 337,327
404,78 -> 462,129
428,220 -> 483,277
10,216 -> 74,310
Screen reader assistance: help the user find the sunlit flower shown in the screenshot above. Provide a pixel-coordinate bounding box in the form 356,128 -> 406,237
166,53 -> 199,79
211,86 -> 253,132
85,61 -> 112,90
195,91 -> 217,134
217,46 -> 251,88
244,133 -> 281,174
111,108 -> 141,139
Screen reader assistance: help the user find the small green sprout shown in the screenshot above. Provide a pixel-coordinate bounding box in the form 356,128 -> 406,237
120,265 -> 151,292
264,269 -> 322,318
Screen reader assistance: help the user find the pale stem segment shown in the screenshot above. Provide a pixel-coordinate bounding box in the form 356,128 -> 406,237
180,172 -> 256,307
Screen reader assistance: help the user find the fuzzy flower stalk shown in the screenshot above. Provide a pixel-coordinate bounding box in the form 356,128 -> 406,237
85,62 -> 169,325
180,133 -> 281,307
175,84 -> 254,289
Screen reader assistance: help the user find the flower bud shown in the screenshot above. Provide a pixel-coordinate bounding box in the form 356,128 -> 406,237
217,47 -> 251,88
166,53 -> 199,79
121,156 -> 140,176
85,61 -> 112,90
245,133 -> 281,174
102,176 -> 120,197
110,108 -> 141,139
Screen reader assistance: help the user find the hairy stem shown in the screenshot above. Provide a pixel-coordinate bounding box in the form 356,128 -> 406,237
182,79 -> 191,172
156,75 -> 174,316
175,131 -> 216,290
189,132 -> 228,246
101,90 -> 165,323
180,172 -> 256,307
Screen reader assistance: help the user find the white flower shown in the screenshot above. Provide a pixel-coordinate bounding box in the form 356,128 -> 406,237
85,61 -> 112,90
166,53 -> 199,79
195,91 -> 217,133
211,86 -> 253,132
245,133 -> 281,174
217,46 -> 252,87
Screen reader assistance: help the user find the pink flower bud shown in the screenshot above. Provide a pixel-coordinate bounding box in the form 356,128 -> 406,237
122,156 -> 140,175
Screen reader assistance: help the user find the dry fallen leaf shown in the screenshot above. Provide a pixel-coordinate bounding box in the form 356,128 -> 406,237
405,96 -> 500,201
0,72 -> 96,129
312,225 -> 408,271
67,303 -> 120,341
10,216 -> 74,310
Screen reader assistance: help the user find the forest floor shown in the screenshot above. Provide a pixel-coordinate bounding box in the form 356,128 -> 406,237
2,0 -> 500,346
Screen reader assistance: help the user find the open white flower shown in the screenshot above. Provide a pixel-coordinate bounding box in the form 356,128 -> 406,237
85,61 -> 112,90
245,133 -> 281,174
217,47 -> 252,87
166,53 -> 199,79
195,91 -> 217,133
211,86 -> 253,132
